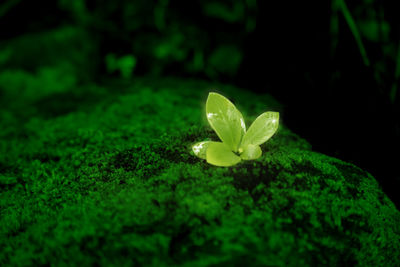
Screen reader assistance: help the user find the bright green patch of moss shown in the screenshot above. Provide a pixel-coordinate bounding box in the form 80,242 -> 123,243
0,77 -> 399,266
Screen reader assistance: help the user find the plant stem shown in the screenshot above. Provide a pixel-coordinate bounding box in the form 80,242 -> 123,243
338,0 -> 370,67
0,0 -> 22,18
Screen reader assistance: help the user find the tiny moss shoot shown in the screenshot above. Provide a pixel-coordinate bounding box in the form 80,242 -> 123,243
192,92 -> 279,167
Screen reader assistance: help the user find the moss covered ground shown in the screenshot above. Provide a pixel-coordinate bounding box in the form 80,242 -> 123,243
1,76 -> 399,266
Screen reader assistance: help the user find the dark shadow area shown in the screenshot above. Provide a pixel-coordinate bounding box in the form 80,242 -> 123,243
248,0 -> 400,208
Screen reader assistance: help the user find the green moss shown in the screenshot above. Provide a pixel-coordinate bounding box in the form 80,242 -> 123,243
0,77 -> 399,266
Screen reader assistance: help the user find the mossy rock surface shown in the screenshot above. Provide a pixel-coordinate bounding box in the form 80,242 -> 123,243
0,77 -> 399,266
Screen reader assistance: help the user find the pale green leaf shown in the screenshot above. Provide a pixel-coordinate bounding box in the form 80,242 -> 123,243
192,141 -> 213,160
240,111 -> 279,149
240,144 -> 262,160
206,142 -> 241,167
206,92 -> 245,152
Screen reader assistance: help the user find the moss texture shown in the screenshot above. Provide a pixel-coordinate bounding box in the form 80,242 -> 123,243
0,77 -> 399,266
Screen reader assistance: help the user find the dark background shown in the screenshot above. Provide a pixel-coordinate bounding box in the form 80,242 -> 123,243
1,0 -> 399,208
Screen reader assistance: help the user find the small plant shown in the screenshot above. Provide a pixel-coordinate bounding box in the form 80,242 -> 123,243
192,92 -> 279,167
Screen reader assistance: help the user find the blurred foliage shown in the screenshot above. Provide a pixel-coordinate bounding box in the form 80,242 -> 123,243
56,0 -> 256,80
207,45 -> 243,78
105,54 -> 137,79
0,0 -> 22,18
0,65 -> 76,102
0,0 -> 398,107
0,26 -> 96,79
0,0 -> 256,82
331,0 -> 400,106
